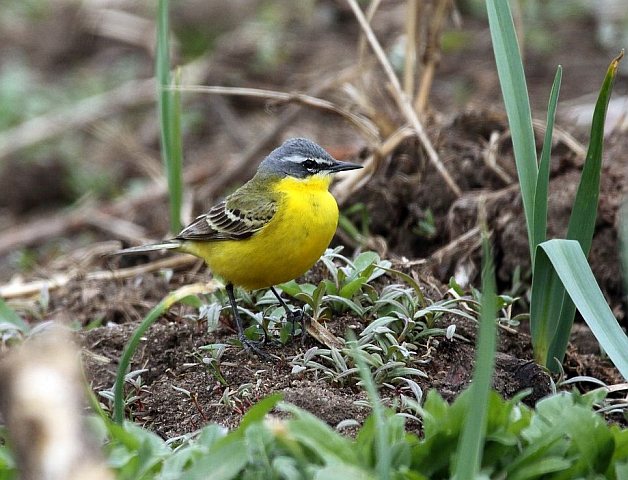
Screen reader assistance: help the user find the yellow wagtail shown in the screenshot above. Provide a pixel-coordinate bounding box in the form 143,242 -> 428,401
115,138 -> 362,353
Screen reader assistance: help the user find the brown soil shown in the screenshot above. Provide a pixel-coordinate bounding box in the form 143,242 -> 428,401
1,1 -> 627,439
79,285 -> 558,439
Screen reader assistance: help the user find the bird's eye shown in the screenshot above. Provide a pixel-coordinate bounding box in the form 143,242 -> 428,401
302,159 -> 317,170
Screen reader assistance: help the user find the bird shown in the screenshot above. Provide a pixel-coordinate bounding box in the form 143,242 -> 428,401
113,138 -> 363,353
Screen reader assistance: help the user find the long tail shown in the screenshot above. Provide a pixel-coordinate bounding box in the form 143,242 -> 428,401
111,240 -> 182,255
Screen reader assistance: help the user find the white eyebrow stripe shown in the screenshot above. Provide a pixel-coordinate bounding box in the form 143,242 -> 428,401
283,155 -> 306,163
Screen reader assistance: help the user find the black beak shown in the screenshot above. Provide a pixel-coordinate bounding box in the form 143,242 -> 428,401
329,160 -> 363,172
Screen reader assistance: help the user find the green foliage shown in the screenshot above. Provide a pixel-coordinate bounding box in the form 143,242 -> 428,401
532,241 -> 628,378
280,249 -> 391,320
338,202 -> 372,246
540,52 -> 622,368
531,67 -> 561,264
486,0 -> 537,261
454,233 -> 498,479
487,0 -> 624,373
4,388 -> 626,479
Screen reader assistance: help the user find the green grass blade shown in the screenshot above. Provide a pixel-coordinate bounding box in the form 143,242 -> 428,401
486,0 -> 538,261
350,338 -> 391,480
546,52 -> 623,365
156,0 -> 183,233
566,52 -> 622,252
537,239 -> 628,379
113,283 -> 215,423
530,250 -> 566,367
532,66 -> 562,263
0,297 -> 29,333
454,232 -> 498,479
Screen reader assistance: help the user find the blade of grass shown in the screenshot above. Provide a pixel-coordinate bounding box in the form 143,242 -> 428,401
454,231 -> 498,479
527,65 -> 562,365
566,51 -> 623,253
157,0 -> 183,233
350,337 -> 391,480
113,282 -> 216,423
486,0 -> 538,261
545,51 -> 623,366
531,66 -> 562,263
529,251 -> 567,366
536,240 -> 628,379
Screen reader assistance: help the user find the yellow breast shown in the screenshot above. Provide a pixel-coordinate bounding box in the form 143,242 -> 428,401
188,175 -> 339,290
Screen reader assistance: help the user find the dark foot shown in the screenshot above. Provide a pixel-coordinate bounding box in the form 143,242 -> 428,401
239,334 -> 270,359
271,286 -> 307,343
287,309 -> 309,345
287,309 -> 303,335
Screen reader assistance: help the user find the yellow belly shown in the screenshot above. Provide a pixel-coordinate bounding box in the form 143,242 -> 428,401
184,176 -> 339,290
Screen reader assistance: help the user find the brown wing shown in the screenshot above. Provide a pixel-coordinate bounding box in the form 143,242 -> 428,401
176,188 -> 277,241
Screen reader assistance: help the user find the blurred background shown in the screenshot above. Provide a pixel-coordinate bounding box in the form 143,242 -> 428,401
0,0 -> 626,283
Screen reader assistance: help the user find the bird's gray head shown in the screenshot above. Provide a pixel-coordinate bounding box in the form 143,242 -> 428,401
258,138 -> 362,179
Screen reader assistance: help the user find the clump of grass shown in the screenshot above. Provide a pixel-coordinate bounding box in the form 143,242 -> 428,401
487,0 -> 628,376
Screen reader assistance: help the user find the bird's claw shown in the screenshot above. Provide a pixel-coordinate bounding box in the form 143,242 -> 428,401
286,309 -> 309,345
239,334 -> 271,359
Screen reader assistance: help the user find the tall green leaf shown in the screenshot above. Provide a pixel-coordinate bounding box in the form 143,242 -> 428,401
544,52 -> 623,366
157,0 -> 183,233
529,251 -> 566,366
535,240 -> 628,379
454,233 -> 498,479
486,0 -> 538,260
566,52 -> 623,252
531,66 -> 562,262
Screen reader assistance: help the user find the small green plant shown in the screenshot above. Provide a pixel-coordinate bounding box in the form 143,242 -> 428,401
286,249 -> 498,387
280,249 -> 391,320
413,208 -> 437,239
338,202 -> 372,246
100,369 -> 150,419
195,344 -> 229,386
0,297 -> 30,347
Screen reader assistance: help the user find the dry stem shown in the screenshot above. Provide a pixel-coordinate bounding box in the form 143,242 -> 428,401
1,254 -> 198,299
346,0 -> 462,197
414,0 -> 451,115
169,85 -> 380,142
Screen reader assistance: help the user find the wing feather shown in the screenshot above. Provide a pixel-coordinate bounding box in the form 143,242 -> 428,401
176,187 -> 277,241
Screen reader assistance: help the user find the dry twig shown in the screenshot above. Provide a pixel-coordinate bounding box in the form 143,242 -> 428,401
403,0 -> 420,97
170,85 -> 380,142
414,0 -> 451,115
346,0 -> 462,197
1,254 -> 197,299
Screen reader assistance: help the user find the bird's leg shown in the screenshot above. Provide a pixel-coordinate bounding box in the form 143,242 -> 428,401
226,283 -> 267,356
270,286 -> 306,340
